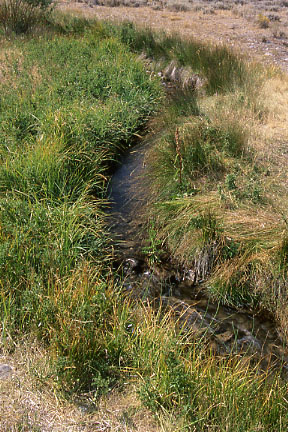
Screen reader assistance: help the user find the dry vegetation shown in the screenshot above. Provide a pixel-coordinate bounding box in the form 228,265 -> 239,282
59,0 -> 288,70
0,340 -> 162,431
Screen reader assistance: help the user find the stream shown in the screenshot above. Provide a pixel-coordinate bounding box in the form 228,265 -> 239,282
108,121 -> 288,374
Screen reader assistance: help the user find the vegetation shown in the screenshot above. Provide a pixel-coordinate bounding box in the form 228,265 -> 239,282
0,16 -> 162,389
0,0 -> 53,34
142,23 -> 288,326
1,12 -> 288,431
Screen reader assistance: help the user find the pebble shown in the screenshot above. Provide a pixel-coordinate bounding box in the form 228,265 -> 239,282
123,257 -> 138,273
0,364 -> 13,379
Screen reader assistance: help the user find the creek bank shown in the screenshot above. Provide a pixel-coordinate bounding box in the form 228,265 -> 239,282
107,58 -> 288,374
108,136 -> 288,376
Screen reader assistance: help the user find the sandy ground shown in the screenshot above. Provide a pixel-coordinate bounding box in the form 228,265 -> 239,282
60,1 -> 288,71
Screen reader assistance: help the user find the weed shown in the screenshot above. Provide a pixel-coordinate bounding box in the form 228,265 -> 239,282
225,173 -> 237,190
142,219 -> 164,264
257,13 -> 270,29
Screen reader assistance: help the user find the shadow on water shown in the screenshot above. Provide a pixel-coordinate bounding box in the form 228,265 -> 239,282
108,138 -> 152,257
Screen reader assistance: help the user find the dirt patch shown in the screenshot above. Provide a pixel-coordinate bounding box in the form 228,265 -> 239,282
0,340 -> 160,432
59,1 -> 288,71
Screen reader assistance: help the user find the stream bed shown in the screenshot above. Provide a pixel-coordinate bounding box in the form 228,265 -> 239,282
108,130 -> 288,374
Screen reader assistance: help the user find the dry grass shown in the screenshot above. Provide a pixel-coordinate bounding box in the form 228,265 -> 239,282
0,339 -> 85,431
58,1 -> 288,71
0,46 -> 24,86
0,339 -> 161,432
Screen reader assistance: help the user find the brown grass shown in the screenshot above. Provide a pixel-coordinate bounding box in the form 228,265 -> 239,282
0,339 -> 83,431
57,1 -> 288,71
0,339 -> 161,432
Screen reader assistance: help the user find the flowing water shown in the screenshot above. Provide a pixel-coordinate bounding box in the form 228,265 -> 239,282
108,128 -> 288,373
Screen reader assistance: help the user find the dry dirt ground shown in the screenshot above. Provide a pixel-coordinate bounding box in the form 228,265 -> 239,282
60,0 -> 288,71
0,340 -> 161,431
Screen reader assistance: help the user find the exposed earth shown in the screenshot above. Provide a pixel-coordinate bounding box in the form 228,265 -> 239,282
60,0 -> 288,71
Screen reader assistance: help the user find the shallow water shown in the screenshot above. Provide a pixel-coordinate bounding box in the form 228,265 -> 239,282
108,140 -> 150,255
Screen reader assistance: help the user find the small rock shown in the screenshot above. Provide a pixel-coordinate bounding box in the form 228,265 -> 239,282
237,335 -> 262,353
184,269 -> 196,283
215,330 -> 234,344
0,364 -> 13,379
123,258 -> 138,274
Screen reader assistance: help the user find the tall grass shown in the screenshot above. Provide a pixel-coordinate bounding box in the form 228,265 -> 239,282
0,0 -> 52,34
116,303 -> 288,431
116,21 -> 253,94
0,19 -> 162,389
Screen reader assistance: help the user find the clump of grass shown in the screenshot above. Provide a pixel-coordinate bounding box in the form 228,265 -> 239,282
149,113 -> 248,203
125,304 -> 288,431
46,11 -> 96,35
0,0 -> 53,34
116,21 -> 251,94
278,234 -> 288,271
257,13 -> 270,28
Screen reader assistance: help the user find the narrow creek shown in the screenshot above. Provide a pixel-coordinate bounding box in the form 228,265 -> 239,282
108,115 -> 288,375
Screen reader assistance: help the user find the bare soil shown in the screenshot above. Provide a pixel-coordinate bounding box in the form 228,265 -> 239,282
0,340 -> 161,431
60,0 -> 288,71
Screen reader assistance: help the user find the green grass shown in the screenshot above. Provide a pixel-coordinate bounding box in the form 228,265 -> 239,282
115,21 -> 261,95
0,17 -> 162,389
118,304 -> 288,432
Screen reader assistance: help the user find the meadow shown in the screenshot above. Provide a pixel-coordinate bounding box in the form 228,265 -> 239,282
0,9 -> 288,431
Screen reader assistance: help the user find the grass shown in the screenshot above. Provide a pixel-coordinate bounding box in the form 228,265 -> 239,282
3,305 -> 288,431
0,15 -> 162,391
1,12 -> 288,432
135,309 -> 288,431
133,14 -> 288,336
0,0 -> 53,35
116,21 -> 251,94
